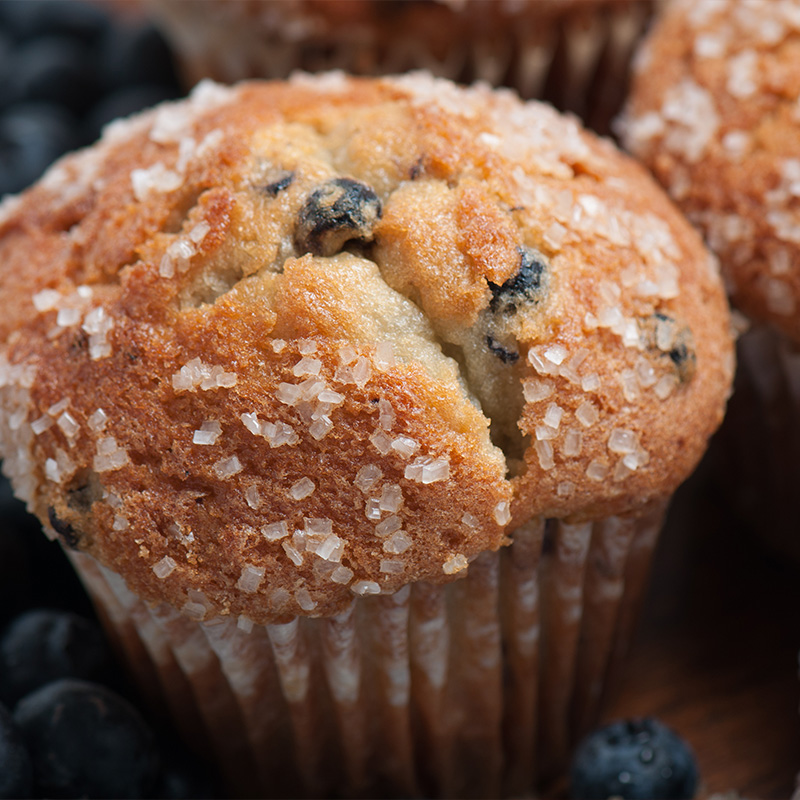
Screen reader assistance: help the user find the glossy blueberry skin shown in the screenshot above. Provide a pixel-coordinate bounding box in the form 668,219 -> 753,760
570,718 -> 699,800
14,679 -> 159,799
0,702 -> 32,799
0,609 -> 110,707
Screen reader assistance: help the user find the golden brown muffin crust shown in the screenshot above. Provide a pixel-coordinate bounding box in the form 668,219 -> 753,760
0,74 -> 733,624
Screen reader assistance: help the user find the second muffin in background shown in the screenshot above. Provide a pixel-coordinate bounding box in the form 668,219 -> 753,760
619,0 -> 800,563
147,0 -> 656,133
0,72 -> 734,797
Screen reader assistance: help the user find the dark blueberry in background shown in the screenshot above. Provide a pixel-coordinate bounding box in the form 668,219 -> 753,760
98,21 -> 182,94
12,35 -> 103,115
0,609 -> 110,707
84,83 -> 179,144
0,702 -> 32,799
14,678 -> 159,799
0,33 -> 16,111
570,718 -> 699,800
0,102 -> 79,196
0,0 -> 110,45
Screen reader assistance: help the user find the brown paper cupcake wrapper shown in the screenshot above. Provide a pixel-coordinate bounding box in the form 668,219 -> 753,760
715,325 -> 800,564
68,502 -> 666,798
149,0 -> 654,134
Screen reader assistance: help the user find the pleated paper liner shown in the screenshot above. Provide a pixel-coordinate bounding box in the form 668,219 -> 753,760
68,501 -> 667,799
149,0 -> 655,135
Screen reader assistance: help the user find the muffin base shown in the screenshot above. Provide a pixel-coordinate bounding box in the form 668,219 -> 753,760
69,503 -> 667,798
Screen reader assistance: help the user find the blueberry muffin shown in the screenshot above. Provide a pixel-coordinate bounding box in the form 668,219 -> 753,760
0,73 -> 733,797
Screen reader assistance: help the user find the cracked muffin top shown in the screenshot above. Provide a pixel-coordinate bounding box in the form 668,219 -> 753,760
619,0 -> 800,343
0,73 -> 733,624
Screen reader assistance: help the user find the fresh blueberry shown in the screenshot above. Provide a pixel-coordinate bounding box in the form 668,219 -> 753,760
0,702 -> 32,799
0,0 -> 110,45
12,35 -> 102,115
570,718 -> 699,800
0,609 -> 110,706
98,22 -> 181,93
14,679 -> 159,799
0,102 -> 78,196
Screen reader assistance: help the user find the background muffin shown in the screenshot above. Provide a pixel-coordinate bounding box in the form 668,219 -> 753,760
147,0 -> 657,134
0,73 -> 733,796
619,0 -> 800,563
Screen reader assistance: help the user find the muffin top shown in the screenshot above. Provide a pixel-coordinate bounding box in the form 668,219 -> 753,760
619,0 -> 800,343
0,73 -> 733,624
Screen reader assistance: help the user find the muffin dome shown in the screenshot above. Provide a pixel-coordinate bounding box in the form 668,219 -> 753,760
0,73 -> 734,624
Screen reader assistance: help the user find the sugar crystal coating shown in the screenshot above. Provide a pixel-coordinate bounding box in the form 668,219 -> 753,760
0,73 -> 733,625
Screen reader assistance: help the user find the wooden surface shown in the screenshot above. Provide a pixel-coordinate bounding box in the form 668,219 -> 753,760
597,456 -> 800,799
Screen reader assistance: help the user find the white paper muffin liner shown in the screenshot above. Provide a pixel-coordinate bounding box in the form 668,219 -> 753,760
148,0 -> 655,134
68,502 -> 667,798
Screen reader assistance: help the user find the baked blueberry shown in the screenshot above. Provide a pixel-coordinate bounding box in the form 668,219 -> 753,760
488,245 -> 548,315
260,170 -> 295,197
0,702 -> 32,799
14,679 -> 159,799
640,313 -> 697,384
295,177 -> 382,256
570,718 -> 698,799
46,506 -> 81,551
0,609 -> 110,706
486,334 -> 520,364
